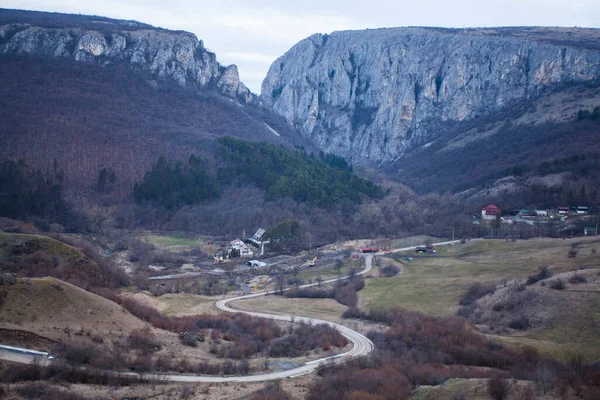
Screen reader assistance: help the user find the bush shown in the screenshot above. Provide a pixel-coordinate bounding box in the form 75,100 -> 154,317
488,374 -> 511,400
459,283 -> 496,306
380,264 -> 400,277
526,265 -> 551,285
509,316 -> 530,330
569,273 -> 587,284
568,248 -> 578,258
550,279 -> 565,290
180,333 -> 198,347
127,328 -> 161,354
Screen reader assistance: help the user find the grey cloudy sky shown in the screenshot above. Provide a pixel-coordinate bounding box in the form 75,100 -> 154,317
3,0 -> 600,92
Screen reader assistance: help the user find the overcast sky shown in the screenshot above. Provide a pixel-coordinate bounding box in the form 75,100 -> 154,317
3,1 -> 600,92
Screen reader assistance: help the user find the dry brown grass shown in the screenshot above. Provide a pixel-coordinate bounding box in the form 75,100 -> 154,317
411,377 -> 557,400
22,372 -> 316,400
0,278 -> 217,365
231,296 -> 348,324
120,291 -> 219,316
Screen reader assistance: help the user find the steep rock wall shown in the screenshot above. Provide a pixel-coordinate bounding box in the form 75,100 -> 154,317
261,27 -> 600,164
0,22 -> 254,103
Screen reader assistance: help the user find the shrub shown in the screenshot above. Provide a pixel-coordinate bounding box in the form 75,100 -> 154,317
488,374 -> 511,400
127,328 -> 161,354
550,279 -> 565,290
459,283 -> 496,306
15,382 -> 88,400
569,273 -> 587,284
509,316 -> 530,330
252,380 -> 289,400
380,264 -> 400,277
526,265 -> 551,285
180,333 -> 198,347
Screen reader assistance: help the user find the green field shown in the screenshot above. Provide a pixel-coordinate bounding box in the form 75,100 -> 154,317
363,237 -> 600,315
361,237 -> 600,361
141,233 -> 219,254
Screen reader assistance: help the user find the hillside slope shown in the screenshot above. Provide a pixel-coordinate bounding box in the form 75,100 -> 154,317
0,9 -> 309,194
0,277 -> 148,350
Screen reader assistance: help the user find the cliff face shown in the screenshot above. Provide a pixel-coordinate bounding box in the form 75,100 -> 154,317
261,27 -> 600,164
0,18 -> 254,103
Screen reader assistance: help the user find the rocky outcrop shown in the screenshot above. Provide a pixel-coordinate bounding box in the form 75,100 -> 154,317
0,21 -> 254,103
262,27 -> 600,164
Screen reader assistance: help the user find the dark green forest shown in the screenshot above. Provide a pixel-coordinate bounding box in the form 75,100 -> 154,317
133,155 -> 220,209
133,138 -> 383,210
0,160 -> 70,224
216,137 -> 383,207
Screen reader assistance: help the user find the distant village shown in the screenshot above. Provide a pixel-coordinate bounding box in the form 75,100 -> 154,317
479,204 -> 597,236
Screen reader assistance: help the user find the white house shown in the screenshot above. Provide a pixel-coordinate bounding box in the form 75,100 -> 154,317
228,239 -> 253,258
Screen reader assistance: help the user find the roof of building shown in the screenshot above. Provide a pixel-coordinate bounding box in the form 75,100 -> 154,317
253,228 -> 266,240
230,239 -> 247,247
482,204 -> 500,214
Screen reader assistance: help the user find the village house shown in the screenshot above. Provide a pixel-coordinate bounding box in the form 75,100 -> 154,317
481,204 -> 500,220
577,206 -> 589,214
228,239 -> 253,258
557,206 -> 570,215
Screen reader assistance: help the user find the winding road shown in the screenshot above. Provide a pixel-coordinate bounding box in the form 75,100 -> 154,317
1,240 -> 460,382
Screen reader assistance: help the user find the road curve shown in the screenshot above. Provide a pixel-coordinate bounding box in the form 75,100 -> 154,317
1,240 -> 459,383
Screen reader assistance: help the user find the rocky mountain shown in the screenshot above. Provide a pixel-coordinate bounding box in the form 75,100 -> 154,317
0,8 -> 254,103
262,27 -> 600,165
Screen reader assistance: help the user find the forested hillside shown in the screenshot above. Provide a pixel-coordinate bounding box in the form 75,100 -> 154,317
0,56 -> 307,195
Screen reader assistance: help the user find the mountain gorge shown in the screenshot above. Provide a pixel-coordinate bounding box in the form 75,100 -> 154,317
0,8 -> 599,239
261,27 -> 600,166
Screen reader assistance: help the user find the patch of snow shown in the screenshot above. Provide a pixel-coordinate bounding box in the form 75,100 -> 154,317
265,123 -> 280,137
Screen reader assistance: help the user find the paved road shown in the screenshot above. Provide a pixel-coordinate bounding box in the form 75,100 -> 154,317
0,240 -> 460,383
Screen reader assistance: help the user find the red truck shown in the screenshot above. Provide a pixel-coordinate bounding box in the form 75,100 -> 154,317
361,247 -> 382,253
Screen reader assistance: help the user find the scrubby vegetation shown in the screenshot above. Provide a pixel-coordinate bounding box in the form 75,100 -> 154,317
459,282 -> 496,306
0,232 -> 129,290
111,295 -> 347,360
526,265 -> 551,285
284,274 -> 365,308
550,278 -> 566,290
318,307 -> 600,399
569,273 -> 588,284
380,264 -> 401,277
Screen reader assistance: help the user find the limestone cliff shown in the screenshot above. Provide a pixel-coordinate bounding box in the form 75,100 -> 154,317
261,27 -> 600,164
0,14 -> 254,103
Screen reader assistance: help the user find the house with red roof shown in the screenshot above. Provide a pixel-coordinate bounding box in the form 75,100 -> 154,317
481,204 -> 500,220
